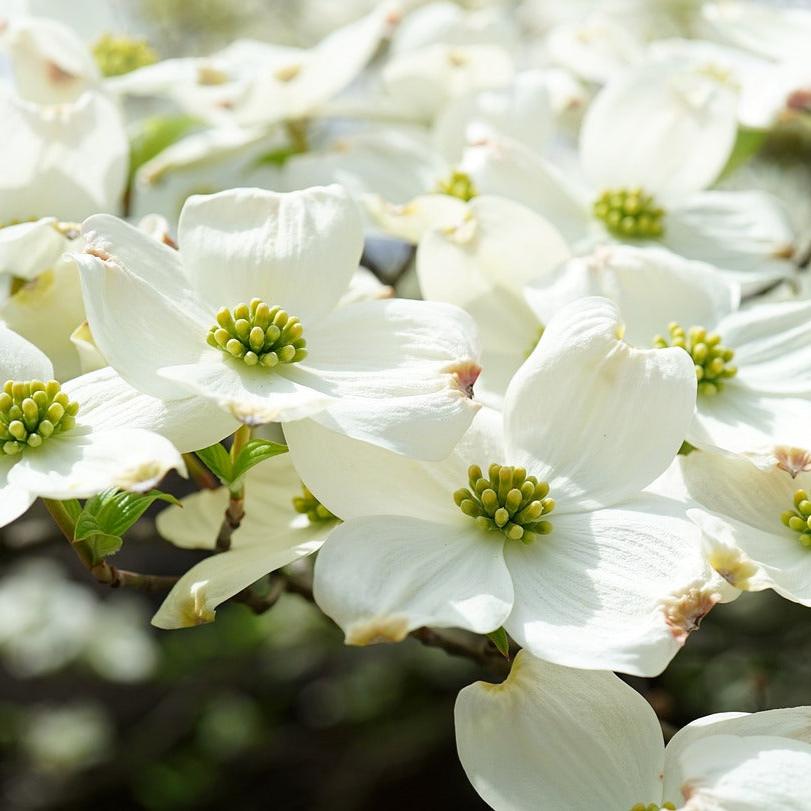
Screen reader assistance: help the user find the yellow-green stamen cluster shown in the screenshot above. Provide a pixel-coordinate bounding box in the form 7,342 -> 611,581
629,803 -> 676,811
781,489 -> 811,548
454,464 -> 554,543
292,484 -> 336,523
593,187 -> 665,238
0,380 -> 79,455
208,299 -> 307,368
653,323 -> 737,396
93,33 -> 158,77
436,170 -> 478,202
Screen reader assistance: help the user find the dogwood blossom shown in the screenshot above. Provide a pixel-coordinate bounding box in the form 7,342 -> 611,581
286,297 -> 728,676
73,184 -> 481,459
456,650 -> 811,810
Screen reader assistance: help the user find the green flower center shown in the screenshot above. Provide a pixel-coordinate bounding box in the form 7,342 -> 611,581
454,463 -> 555,543
593,187 -> 665,238
207,299 -> 307,368
781,489 -> 811,548
292,484 -> 336,523
653,323 -> 737,396
629,803 -> 676,811
0,380 -> 79,455
93,33 -> 158,77
436,170 -> 477,202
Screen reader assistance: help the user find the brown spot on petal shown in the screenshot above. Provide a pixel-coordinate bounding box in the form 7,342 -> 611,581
773,243 -> 795,260
774,446 -> 811,478
345,616 -> 409,646
274,63 -> 301,83
662,585 -> 721,646
85,245 -> 111,261
787,88 -> 811,113
447,361 -> 481,399
46,60 -> 78,85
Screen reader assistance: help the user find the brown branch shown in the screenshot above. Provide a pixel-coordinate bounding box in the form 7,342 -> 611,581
215,493 -> 244,552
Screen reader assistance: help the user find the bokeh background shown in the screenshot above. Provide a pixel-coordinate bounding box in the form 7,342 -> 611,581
2,0 -> 811,809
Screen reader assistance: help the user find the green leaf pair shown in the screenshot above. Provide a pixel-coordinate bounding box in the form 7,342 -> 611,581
195,438 -> 288,491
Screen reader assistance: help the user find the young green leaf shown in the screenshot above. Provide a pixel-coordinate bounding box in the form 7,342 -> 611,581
231,439 -> 288,485
195,443 -> 234,484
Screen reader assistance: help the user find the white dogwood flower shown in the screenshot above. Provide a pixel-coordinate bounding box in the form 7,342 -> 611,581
73,185 -> 481,460
0,325 -> 188,528
456,650 -> 811,811
679,449 -> 811,605
153,452 -> 333,629
462,58 -> 798,294
286,297 -> 726,677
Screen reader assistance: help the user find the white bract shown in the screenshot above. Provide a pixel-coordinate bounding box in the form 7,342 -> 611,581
456,650 -> 811,811
679,450 -> 811,606
73,185 -> 481,460
286,297 -> 726,677
462,57 -> 798,294
0,325 -> 186,528
153,452 -> 332,629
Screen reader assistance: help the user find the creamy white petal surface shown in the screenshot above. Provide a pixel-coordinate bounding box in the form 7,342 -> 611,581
524,244 -> 740,348
0,89 -> 127,221
0,323 -> 53,380
177,186 -> 363,322
503,496 -> 715,676
455,652 -> 665,811
580,60 -> 737,198
504,297 -> 696,508
285,407 -> 505,524
365,193 -> 468,244
0,218 -> 69,281
0,457 -> 36,528
664,191 -> 796,294
314,516 -> 514,643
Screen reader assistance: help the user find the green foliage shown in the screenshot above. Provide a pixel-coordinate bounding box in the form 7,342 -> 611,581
129,115 -> 202,179
486,627 -> 510,658
73,489 -> 180,565
195,439 -> 288,489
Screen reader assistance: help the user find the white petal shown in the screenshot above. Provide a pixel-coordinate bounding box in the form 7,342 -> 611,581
159,356 -> 335,426
664,191 -> 796,295
313,516 -> 513,643
69,322 -> 106,375
524,243 -> 740,348
674,733 -> 811,810
0,89 -> 128,222
293,298 -> 481,459
455,651 -> 665,811
177,185 -> 363,322
688,386 -> 811,458
504,297 -> 696,509
63,366 -> 238,453
284,406 -> 505,524
8,427 -> 185,500
156,487 -> 227,550
0,457 -> 35,529
718,300 -> 811,396
580,60 -> 737,197
152,529 -> 325,629
0,218 -> 70,281
461,137 -> 591,246
664,706 -> 811,802
1,259 -> 86,380
364,193 -> 468,244
0,323 -> 53,381
73,215 -> 211,399
504,495 -> 717,676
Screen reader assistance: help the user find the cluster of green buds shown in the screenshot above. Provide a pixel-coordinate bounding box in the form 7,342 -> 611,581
436,170 -> 478,202
454,464 -> 555,543
93,33 -> 158,77
629,803 -> 676,811
208,299 -> 307,368
593,187 -> 665,238
653,323 -> 737,396
782,490 -> 811,548
292,484 -> 336,524
0,380 -> 79,455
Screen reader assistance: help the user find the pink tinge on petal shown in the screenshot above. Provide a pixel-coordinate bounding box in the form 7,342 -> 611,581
661,584 -> 722,646
448,361 -> 482,399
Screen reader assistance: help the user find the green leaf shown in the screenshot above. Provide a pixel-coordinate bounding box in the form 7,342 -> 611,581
231,439 -> 288,485
719,127 -> 766,180
129,114 -> 201,179
195,443 -> 233,485
60,499 -> 83,523
73,488 -> 180,565
486,627 -> 510,658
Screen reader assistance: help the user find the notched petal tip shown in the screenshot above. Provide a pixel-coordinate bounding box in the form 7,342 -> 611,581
661,583 -> 721,646
345,615 -> 410,646
773,446 -> 811,479
707,546 -> 758,591
116,458 -> 184,492
447,361 -> 482,399
180,582 -> 216,627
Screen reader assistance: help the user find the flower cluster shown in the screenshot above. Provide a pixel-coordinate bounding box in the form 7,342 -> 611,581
2,0 -> 811,806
